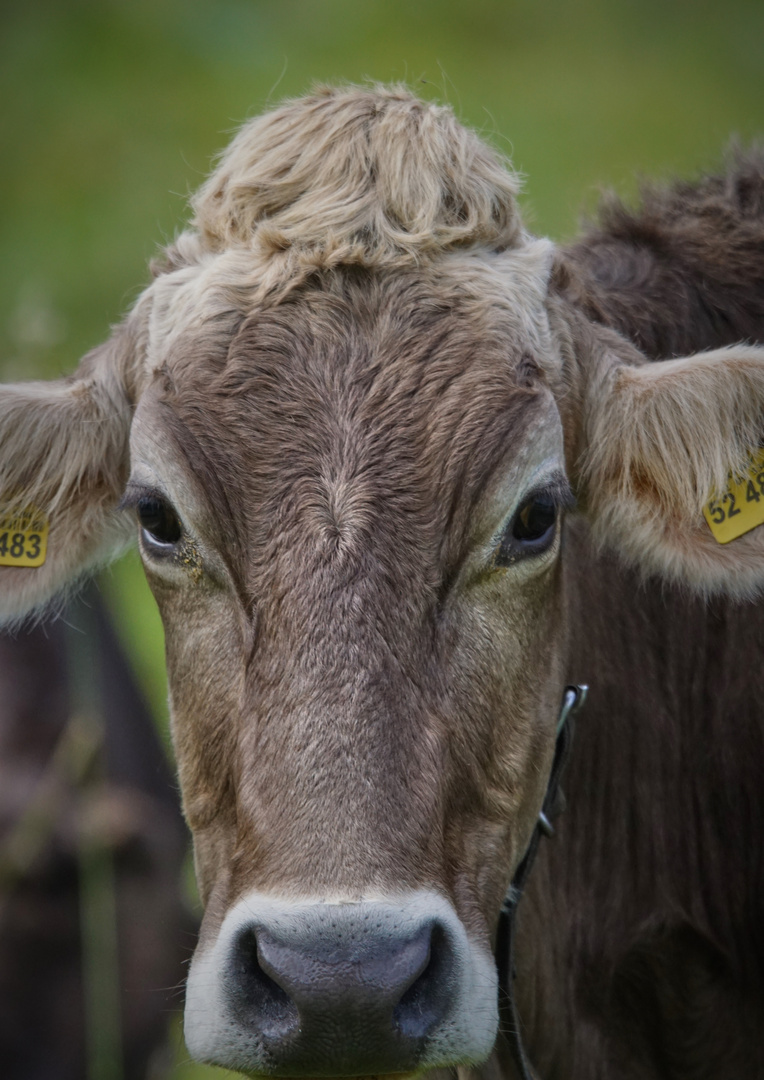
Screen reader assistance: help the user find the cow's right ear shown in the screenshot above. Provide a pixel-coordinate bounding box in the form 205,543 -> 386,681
576,336 -> 764,598
0,323 -> 142,624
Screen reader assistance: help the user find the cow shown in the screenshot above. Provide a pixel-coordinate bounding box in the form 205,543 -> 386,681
0,585 -> 192,1079
1,84 -> 763,1078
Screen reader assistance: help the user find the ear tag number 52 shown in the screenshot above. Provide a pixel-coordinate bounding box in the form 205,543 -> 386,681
704,448 -> 764,544
0,509 -> 49,567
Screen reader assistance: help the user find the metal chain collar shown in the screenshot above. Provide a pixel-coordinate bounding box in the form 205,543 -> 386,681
495,684 -> 588,1080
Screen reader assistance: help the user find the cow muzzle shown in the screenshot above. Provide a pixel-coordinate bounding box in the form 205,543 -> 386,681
185,890 -> 498,1076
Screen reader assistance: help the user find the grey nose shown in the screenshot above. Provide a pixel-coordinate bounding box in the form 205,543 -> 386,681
226,910 -> 454,1074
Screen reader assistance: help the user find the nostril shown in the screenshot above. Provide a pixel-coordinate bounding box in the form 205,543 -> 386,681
393,922 -> 452,1039
228,927 -> 299,1039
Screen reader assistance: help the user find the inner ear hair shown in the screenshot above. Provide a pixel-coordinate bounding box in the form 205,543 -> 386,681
0,323 -> 143,625
578,342 -> 764,598
0,343 -> 129,522
584,344 -> 764,522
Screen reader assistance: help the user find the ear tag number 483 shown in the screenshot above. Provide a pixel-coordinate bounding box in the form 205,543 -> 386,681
704,448 -> 764,544
0,509 -> 49,567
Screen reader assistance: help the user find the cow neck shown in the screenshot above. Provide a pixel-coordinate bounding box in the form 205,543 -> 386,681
495,684 -> 587,1080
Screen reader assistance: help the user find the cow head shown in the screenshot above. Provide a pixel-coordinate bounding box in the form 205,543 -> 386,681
3,86 -> 764,1077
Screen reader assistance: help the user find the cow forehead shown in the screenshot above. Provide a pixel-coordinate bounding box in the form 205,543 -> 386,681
138,262 -> 554,500
140,240 -> 557,379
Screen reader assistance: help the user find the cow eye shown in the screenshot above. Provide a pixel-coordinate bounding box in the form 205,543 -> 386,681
495,493 -> 558,566
137,496 -> 182,549
512,495 -> 557,542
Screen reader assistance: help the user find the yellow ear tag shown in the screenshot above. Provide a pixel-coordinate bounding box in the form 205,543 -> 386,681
0,508 -> 49,567
703,448 -> 764,544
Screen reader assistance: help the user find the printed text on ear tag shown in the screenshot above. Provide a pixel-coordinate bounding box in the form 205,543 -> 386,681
0,508 -> 49,567
704,448 -> 764,544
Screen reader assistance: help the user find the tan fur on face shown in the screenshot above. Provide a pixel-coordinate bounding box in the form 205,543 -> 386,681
193,84 -> 523,261
154,84 -> 525,305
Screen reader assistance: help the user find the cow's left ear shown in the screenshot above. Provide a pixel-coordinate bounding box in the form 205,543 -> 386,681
578,341 -> 764,597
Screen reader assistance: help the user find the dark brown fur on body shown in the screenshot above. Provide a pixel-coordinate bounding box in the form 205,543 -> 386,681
510,159 -> 764,1078
514,529 -> 764,1078
558,148 -> 764,358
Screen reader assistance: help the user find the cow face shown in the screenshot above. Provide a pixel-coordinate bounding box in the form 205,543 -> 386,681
3,85 -> 764,1078
125,249 -> 570,1072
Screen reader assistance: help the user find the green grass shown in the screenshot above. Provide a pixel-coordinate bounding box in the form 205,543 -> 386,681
1,1 -> 762,1075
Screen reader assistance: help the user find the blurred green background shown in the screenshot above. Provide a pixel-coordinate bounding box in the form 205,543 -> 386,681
1,0 -> 762,1075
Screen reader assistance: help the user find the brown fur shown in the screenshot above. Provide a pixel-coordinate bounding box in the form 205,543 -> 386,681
142,261 -> 566,944
513,521 -> 764,1079
2,86 -> 764,1078
512,168 -> 764,1079
557,147 -> 764,358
